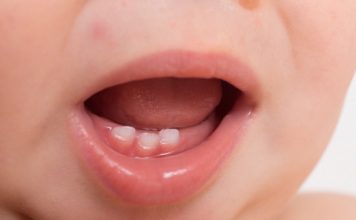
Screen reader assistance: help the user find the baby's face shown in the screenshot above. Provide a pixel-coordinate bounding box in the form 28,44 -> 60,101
0,1 -> 355,219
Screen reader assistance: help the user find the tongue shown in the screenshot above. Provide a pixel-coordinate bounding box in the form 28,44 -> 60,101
86,78 -> 222,130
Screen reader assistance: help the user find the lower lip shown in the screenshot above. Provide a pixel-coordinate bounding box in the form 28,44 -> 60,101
67,52 -> 256,205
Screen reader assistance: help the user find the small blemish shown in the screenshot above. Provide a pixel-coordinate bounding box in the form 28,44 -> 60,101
90,21 -> 110,42
88,20 -> 116,48
238,0 -> 260,10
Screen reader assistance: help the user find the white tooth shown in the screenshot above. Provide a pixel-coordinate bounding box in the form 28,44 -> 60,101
111,126 -> 136,143
159,129 -> 180,146
138,132 -> 160,150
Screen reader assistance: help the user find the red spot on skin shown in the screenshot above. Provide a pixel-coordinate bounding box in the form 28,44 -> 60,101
238,0 -> 260,10
170,21 -> 177,29
120,0 -> 127,7
91,21 -> 109,42
89,20 -> 115,47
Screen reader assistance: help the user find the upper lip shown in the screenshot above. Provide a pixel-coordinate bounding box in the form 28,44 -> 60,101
82,50 -> 261,104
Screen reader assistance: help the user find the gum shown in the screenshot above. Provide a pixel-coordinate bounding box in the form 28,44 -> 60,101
90,113 -> 217,158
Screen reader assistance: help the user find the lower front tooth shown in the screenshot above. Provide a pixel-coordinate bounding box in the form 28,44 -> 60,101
111,126 -> 136,146
159,129 -> 180,147
138,132 -> 160,151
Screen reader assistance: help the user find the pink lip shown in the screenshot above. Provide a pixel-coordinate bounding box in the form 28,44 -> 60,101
67,51 -> 258,205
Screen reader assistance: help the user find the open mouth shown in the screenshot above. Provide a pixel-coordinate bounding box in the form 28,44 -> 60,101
85,78 -> 240,158
68,50 -> 259,205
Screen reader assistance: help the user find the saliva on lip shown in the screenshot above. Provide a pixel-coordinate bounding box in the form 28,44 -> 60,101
111,125 -> 180,157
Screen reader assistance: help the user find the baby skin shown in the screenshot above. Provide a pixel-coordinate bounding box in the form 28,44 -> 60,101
0,1 -> 356,219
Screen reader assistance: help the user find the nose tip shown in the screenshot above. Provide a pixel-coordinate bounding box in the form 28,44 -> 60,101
238,0 -> 260,10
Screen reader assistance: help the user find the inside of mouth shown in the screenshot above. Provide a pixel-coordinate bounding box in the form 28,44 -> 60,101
85,77 -> 242,157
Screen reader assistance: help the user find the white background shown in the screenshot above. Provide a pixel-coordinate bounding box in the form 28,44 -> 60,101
301,73 -> 356,195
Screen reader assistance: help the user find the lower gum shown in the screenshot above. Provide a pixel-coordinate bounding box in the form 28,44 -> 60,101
90,111 -> 218,158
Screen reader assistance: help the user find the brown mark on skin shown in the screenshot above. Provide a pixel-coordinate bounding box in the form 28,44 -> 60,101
238,0 -> 260,10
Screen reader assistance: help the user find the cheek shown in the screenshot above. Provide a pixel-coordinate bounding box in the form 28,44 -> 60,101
0,1 -> 83,92
250,0 -> 356,196
270,1 -> 356,133
0,1 -> 85,165
276,0 -> 356,84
